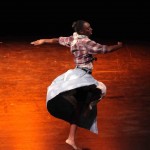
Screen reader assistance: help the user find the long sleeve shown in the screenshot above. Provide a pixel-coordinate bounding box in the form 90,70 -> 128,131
85,40 -> 108,54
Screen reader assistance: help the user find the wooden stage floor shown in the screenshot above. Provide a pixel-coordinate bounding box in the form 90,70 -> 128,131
0,39 -> 150,150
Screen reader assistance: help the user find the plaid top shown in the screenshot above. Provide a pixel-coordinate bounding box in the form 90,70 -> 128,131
59,35 -> 108,67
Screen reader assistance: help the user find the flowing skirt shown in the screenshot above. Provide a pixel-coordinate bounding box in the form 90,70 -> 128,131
46,68 -> 106,134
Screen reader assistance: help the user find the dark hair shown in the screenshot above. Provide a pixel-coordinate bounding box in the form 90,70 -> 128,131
72,20 -> 86,34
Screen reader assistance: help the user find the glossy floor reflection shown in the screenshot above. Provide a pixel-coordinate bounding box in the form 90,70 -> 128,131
0,39 -> 150,150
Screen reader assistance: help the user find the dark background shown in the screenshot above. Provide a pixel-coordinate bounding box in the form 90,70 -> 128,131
0,1 -> 150,41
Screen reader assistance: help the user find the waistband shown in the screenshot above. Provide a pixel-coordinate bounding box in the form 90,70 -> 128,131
76,66 -> 92,74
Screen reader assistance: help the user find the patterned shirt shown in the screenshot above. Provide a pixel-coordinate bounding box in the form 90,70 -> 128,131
59,34 -> 108,69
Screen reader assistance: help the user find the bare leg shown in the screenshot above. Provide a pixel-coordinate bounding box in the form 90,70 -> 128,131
66,124 -> 81,150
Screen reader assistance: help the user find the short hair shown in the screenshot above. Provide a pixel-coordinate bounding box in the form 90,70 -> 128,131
72,20 -> 86,34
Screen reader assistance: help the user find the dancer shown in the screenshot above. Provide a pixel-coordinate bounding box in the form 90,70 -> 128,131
31,20 -> 123,150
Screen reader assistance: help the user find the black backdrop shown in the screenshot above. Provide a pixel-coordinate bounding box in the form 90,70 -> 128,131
0,1 -> 150,40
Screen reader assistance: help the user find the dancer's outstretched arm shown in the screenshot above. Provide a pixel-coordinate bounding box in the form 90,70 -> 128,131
31,38 -> 59,45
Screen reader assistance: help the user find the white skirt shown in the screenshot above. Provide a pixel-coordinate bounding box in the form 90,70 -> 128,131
46,68 -> 106,134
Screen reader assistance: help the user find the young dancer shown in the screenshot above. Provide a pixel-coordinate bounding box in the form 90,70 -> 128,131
31,20 -> 123,150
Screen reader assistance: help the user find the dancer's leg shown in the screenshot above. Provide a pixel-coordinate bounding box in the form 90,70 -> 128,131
66,124 -> 81,150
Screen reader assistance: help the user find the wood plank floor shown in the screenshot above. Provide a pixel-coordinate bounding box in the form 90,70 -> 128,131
0,39 -> 150,150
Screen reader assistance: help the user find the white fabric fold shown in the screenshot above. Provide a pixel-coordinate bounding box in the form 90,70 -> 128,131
71,32 -> 87,46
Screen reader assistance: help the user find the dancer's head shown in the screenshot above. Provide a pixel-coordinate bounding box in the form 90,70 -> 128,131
72,20 -> 93,36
